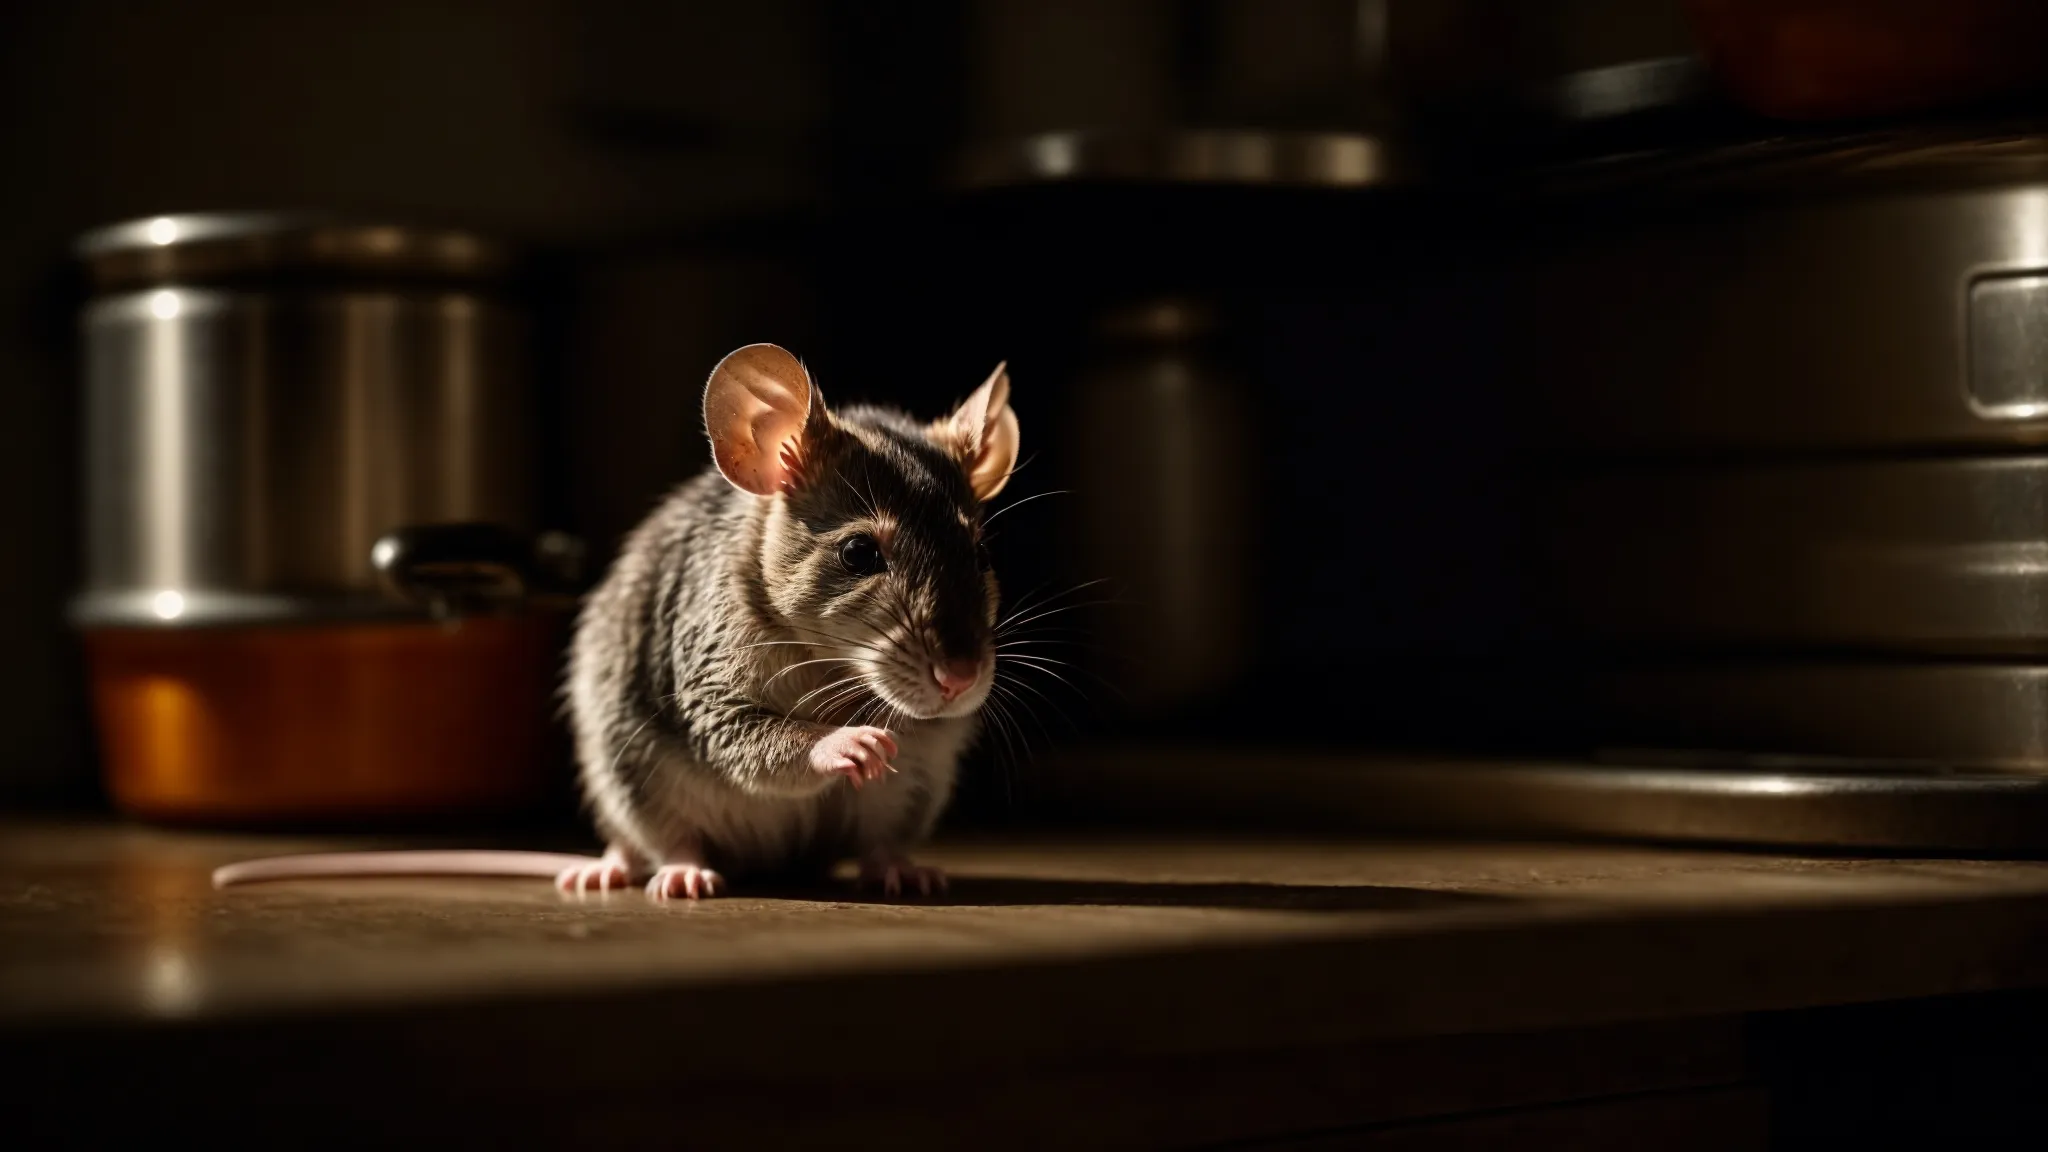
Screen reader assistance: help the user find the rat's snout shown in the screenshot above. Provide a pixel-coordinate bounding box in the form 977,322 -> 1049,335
933,657 -> 981,702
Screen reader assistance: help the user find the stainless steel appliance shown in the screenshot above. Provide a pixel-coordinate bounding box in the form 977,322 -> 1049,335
1018,126 -> 2048,851
1520,129 -> 2048,772
929,4 -> 2048,847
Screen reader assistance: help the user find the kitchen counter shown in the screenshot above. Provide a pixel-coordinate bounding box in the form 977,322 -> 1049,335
8,819 -> 2048,1148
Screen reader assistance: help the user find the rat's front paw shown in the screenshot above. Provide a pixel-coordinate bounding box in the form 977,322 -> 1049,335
810,726 -> 898,788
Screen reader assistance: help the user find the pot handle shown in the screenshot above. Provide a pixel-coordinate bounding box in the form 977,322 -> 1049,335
370,523 -> 588,616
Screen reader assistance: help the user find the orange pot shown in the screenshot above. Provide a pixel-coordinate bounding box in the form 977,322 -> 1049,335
85,615 -> 566,825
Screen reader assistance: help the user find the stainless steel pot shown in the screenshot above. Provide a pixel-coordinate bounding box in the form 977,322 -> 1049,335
70,211 -> 555,628
69,211 -> 582,824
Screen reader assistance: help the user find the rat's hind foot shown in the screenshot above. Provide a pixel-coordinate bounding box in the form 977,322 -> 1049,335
859,854 -> 947,899
555,849 -> 634,896
646,863 -> 724,901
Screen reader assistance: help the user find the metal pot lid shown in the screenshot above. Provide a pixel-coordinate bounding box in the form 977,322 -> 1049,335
73,210 -> 519,290
953,129 -> 1409,191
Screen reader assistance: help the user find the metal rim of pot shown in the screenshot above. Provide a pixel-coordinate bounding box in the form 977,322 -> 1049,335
72,210 -> 521,291
68,210 -> 584,631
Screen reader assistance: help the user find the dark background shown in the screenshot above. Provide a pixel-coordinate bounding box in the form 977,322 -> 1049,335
0,0 -> 1782,821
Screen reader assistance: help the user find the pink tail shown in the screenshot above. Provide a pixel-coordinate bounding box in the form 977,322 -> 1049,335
211,850 -> 605,889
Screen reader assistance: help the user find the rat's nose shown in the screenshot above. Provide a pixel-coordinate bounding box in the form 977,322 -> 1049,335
933,658 -> 981,702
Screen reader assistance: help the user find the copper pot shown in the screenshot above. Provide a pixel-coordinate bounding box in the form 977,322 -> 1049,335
86,616 -> 563,824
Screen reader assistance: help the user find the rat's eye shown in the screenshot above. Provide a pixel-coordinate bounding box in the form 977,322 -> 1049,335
975,540 -> 993,571
839,533 -> 886,577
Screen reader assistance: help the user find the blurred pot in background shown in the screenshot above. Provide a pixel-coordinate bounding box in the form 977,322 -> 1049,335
1068,298 -> 1253,724
71,212 -> 575,825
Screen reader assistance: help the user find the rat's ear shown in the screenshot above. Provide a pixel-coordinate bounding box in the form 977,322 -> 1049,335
703,343 -> 827,496
935,361 -> 1021,502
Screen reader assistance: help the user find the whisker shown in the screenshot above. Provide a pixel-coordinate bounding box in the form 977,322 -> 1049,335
996,664 -> 1072,706
996,580 -> 1118,625
847,694 -> 878,728
848,606 -> 914,652
853,679 -> 904,731
989,582 -> 1096,639
992,575 -> 1063,625
793,684 -> 863,720
734,639 -> 883,661
869,694 -> 902,734
761,656 -> 862,693
996,598 -> 1128,635
994,672 -> 1071,744
858,469 -> 884,524
854,679 -> 896,725
994,578 -> 1112,632
988,682 -> 1037,745
981,690 -> 1027,807
825,671 -> 880,707
995,638 -> 1107,651
791,673 -> 869,715
1002,652 -> 1126,702
998,651 -> 1081,671
995,628 -> 1139,668
773,620 -> 873,643
817,683 -> 879,725
992,625 -> 1099,643
860,688 -> 892,725
983,684 -> 1028,762
982,488 -> 1070,527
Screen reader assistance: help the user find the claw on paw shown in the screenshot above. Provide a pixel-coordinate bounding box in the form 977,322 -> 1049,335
810,726 -> 898,786
646,863 -> 724,901
555,857 -> 632,896
860,857 -> 947,899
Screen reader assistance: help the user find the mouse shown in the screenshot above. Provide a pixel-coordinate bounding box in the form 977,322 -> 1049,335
211,342 -> 1021,901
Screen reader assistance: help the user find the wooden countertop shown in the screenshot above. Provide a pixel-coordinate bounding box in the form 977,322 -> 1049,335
10,819 -> 2048,1044
9,819 -> 2048,1147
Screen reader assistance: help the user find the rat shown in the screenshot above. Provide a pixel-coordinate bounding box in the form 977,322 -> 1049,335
210,342 -> 1020,901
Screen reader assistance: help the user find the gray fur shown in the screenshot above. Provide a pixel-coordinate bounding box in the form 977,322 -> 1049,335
565,402 -> 999,882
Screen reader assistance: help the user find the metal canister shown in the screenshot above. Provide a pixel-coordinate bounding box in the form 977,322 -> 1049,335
71,211 -> 569,823
1068,297 -> 1252,720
